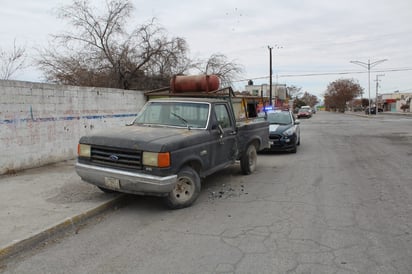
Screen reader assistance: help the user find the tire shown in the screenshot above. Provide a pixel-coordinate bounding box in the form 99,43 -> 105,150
164,166 -> 201,209
240,143 -> 257,175
98,186 -> 118,194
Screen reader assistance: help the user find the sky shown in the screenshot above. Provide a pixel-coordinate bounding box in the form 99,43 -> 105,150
1,0 -> 412,99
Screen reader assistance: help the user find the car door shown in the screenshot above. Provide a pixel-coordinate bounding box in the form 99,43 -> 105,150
210,103 -> 237,169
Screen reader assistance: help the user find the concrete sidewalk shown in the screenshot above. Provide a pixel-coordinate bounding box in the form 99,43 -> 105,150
0,160 -> 124,261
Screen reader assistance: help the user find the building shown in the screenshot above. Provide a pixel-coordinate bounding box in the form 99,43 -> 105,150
380,92 -> 411,112
243,81 -> 288,108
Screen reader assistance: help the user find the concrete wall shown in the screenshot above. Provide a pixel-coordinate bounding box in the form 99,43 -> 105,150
0,80 -> 146,175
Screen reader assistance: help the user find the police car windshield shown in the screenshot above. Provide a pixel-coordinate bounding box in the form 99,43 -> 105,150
266,111 -> 292,125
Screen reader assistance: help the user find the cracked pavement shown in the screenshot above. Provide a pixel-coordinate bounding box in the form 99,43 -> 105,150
3,112 -> 412,273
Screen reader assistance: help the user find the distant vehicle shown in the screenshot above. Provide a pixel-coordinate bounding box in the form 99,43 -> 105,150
365,107 -> 383,114
297,108 -> 312,118
262,110 -> 300,153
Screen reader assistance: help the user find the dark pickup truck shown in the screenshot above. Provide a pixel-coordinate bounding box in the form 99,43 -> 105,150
75,79 -> 269,209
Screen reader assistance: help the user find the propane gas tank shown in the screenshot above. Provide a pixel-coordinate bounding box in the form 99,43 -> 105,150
170,75 -> 220,93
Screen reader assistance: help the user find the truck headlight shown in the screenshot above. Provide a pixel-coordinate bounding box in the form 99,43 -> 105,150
78,144 -> 91,158
143,152 -> 171,168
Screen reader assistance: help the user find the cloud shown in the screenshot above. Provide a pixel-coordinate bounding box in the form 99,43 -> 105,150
1,0 -> 411,96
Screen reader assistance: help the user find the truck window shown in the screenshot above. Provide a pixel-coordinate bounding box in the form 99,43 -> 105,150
169,103 -> 209,128
214,104 -> 232,128
134,101 -> 210,128
136,103 -> 163,124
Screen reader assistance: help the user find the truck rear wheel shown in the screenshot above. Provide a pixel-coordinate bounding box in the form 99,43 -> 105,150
164,166 -> 201,209
240,143 -> 257,175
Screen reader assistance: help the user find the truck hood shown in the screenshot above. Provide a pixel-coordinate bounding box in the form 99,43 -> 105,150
79,125 -> 208,152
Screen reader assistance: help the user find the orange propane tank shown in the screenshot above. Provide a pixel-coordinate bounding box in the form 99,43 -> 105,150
170,75 -> 220,93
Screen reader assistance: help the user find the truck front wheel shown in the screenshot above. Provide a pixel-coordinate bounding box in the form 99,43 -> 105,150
164,166 -> 201,209
240,143 -> 257,175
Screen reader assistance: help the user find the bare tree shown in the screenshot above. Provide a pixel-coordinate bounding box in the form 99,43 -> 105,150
146,37 -> 191,76
196,53 -> 243,88
0,40 -> 27,80
37,0 -> 190,89
300,91 -> 319,107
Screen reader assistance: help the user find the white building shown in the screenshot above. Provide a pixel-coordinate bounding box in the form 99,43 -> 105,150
381,92 -> 411,112
243,82 -> 288,107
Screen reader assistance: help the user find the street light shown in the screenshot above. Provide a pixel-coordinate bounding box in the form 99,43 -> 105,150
350,59 -> 387,115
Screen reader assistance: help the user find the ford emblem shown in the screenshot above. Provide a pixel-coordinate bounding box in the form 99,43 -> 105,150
109,155 -> 119,161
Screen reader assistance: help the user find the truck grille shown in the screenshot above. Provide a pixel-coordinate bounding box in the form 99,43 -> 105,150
90,146 -> 142,170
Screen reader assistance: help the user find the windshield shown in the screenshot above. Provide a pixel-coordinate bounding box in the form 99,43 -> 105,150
266,111 -> 292,125
133,101 -> 210,129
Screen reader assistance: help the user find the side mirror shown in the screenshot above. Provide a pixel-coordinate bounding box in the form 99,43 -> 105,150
217,124 -> 224,137
295,119 -> 300,125
211,122 -> 224,138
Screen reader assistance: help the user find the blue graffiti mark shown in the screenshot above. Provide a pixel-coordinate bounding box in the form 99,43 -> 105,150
0,113 -> 137,125
30,105 -> 34,120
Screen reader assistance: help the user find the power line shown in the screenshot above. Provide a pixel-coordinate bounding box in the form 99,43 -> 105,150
234,67 -> 412,83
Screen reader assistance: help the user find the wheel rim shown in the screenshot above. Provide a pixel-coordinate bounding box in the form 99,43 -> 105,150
172,176 -> 195,203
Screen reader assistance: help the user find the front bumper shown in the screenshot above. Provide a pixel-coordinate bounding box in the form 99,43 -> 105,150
266,135 -> 296,151
75,163 -> 177,196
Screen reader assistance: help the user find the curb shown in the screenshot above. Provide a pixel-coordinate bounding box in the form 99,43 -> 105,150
0,194 -> 126,262
345,112 -> 402,118
345,111 -> 412,118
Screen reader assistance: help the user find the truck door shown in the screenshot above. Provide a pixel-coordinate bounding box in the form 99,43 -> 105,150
211,103 -> 237,168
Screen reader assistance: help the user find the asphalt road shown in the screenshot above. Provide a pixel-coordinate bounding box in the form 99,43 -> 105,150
3,112 -> 412,274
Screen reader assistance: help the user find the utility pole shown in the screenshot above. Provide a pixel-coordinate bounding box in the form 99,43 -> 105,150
375,74 -> 385,114
350,59 -> 387,116
268,46 -> 273,107
268,45 -> 282,108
